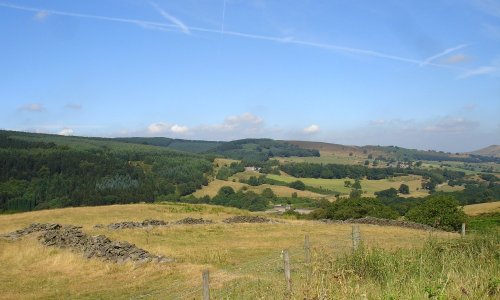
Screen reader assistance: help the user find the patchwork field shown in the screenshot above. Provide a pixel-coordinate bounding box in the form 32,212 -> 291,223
266,174 -> 428,197
0,203 -> 469,299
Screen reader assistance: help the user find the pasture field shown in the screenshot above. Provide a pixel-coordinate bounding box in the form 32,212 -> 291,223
266,174 -> 428,197
464,201 -> 500,216
1,203 -> 487,299
192,179 -> 327,199
277,152 -> 367,165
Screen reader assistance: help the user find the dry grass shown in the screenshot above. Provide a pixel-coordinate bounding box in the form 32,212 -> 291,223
192,178 -> 327,199
464,201 -> 500,216
0,203 -> 455,299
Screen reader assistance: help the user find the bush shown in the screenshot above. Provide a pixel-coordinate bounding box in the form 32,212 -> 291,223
289,180 -> 306,191
406,194 -> 467,231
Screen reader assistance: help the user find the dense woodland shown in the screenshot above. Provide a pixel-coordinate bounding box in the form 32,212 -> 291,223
0,132 -> 213,212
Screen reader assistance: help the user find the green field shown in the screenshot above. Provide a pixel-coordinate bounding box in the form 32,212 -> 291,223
267,174 -> 428,197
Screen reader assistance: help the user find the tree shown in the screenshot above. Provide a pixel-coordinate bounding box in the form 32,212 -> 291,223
349,189 -> 362,199
399,183 -> 410,194
406,194 -> 467,231
289,180 -> 306,191
261,188 -> 276,199
344,180 -> 352,188
217,186 -> 235,198
352,179 -> 362,190
375,188 -> 398,198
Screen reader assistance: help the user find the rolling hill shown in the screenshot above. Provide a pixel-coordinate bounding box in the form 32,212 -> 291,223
471,145 -> 500,158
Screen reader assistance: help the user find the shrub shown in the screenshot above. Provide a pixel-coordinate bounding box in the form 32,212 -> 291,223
406,194 -> 467,231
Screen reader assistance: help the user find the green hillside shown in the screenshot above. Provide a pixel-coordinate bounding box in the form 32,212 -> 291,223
0,130 -> 213,212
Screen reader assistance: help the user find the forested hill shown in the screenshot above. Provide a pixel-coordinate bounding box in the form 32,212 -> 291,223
207,139 -> 320,162
0,130 -> 213,212
114,137 -> 223,153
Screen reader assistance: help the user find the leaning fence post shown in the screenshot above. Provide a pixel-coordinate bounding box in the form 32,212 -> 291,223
461,223 -> 466,238
304,235 -> 311,265
202,269 -> 210,300
283,249 -> 291,295
352,225 -> 360,251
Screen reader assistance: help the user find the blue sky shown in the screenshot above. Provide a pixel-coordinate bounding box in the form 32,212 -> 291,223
0,0 -> 499,152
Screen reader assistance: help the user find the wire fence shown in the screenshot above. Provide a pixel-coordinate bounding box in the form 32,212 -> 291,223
130,223 -> 468,300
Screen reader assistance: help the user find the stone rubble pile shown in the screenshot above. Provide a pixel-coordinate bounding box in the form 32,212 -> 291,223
39,226 -> 172,263
223,216 -> 273,224
174,217 -> 213,225
324,217 -> 435,231
103,219 -> 168,230
1,223 -> 172,263
0,223 -> 75,240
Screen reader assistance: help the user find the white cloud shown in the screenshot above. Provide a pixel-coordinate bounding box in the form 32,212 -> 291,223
34,10 -> 49,21
146,122 -> 189,135
19,103 -> 45,112
303,124 -> 320,134
58,128 -> 74,136
225,112 -> 263,126
458,66 -> 497,79
147,122 -> 170,134
170,124 -> 189,133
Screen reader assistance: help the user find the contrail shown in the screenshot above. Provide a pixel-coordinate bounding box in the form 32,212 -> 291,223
0,1 -> 464,69
221,0 -> 227,35
420,44 -> 469,67
148,1 -> 190,34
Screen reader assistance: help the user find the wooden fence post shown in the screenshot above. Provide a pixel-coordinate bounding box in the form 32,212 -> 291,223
461,223 -> 466,238
304,235 -> 311,265
202,269 -> 210,300
352,225 -> 360,251
283,249 -> 291,295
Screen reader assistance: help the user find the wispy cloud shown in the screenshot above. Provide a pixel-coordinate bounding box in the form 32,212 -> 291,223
19,103 -> 44,112
423,117 -> 479,133
0,1 -> 464,70
34,10 -> 49,22
420,44 -> 468,67
148,1 -> 190,34
303,124 -> 320,134
458,66 -> 497,79
442,54 -> 471,64
64,103 -> 82,110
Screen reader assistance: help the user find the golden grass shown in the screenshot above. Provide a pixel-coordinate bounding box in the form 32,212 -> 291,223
0,203 -> 455,299
464,201 -> 500,216
192,178 -> 327,199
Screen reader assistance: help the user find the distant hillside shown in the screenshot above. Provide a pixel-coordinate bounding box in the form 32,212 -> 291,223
208,139 -> 320,162
114,137 -> 223,153
288,140 -> 499,163
471,145 -> 500,158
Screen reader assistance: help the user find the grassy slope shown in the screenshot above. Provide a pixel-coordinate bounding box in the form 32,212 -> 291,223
464,201 -> 500,216
192,179 -> 327,199
0,203 -> 460,299
471,145 -> 500,158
